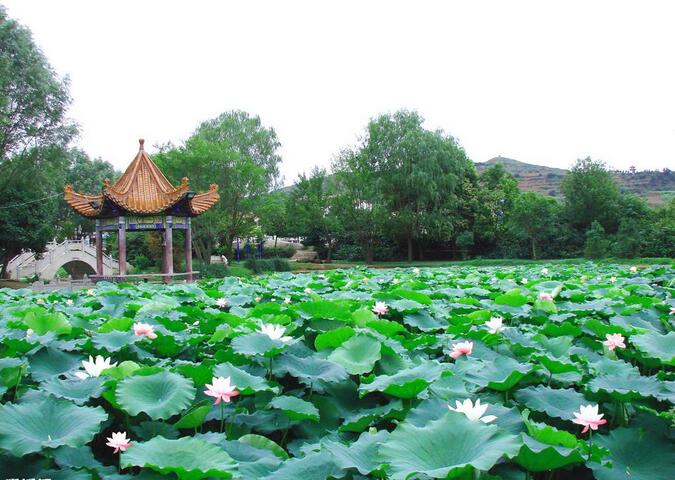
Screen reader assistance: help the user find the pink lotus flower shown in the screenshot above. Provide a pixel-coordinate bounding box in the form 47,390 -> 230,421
133,322 -> 157,339
36,298 -> 45,305
580,275 -> 588,282
204,376 -> 239,404
572,404 -> 607,434
106,431 -> 132,454
670,306 -> 675,315
372,301 -> 389,316
216,298 -> 228,309
538,292 -> 553,301
448,398 -> 497,423
450,341 -> 473,359
603,333 -> 626,351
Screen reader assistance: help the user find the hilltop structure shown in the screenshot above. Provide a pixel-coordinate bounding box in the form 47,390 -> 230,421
64,139 -> 219,281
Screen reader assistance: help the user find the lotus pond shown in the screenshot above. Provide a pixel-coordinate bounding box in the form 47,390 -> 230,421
0,263 -> 674,480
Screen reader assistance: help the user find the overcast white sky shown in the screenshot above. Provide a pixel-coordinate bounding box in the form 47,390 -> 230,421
5,0 -> 675,183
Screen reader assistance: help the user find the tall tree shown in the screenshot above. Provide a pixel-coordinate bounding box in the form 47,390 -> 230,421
473,163 -> 520,254
360,110 -> 474,261
508,192 -> 560,259
0,9 -> 77,276
0,7 -> 76,195
257,190 -> 288,246
286,167 -> 342,261
155,111 -> 282,262
332,148 -> 384,263
561,157 -> 621,233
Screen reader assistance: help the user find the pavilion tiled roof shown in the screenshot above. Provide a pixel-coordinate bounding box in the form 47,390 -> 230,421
64,139 -> 219,217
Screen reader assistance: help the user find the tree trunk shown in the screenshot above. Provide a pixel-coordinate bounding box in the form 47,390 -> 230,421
0,252 -> 10,279
327,240 -> 333,263
365,242 -> 374,264
419,242 -> 424,261
531,238 -> 537,259
407,233 -> 413,262
274,236 -> 278,248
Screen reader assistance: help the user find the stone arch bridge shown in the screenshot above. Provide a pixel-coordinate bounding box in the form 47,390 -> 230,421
7,239 -> 120,280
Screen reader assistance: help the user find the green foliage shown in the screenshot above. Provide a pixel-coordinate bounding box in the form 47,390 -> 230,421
154,110 -> 282,263
244,257 -> 291,273
262,246 -> 296,258
0,263 -> 673,478
508,192 -> 561,259
584,221 -> 609,259
561,157 -> 621,233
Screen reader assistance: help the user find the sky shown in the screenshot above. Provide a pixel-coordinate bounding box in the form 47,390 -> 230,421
4,0 -> 675,184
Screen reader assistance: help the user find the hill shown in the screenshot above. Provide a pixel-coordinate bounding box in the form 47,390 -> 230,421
476,156 -> 674,206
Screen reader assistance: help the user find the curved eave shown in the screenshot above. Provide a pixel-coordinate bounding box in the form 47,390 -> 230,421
63,185 -> 103,217
189,184 -> 220,216
102,183 -> 190,215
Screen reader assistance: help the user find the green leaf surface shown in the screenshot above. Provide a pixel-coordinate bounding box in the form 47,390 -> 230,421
379,413 -> 521,479
0,397 -> 107,456
121,435 -> 237,480
269,395 -> 320,422
328,334 -> 382,375
116,371 -> 196,419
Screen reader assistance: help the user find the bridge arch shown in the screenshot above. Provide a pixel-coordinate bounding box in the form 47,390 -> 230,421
40,257 -> 97,280
7,240 -> 119,280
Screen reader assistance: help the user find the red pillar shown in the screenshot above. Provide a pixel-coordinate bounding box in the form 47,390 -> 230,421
118,217 -> 127,277
95,220 -> 103,276
185,218 -> 193,281
163,216 -> 173,283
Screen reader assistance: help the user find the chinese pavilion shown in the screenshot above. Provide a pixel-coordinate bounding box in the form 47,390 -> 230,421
64,139 -> 219,281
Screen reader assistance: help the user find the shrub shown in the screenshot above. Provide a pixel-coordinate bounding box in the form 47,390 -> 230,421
132,254 -> 154,271
262,246 -> 296,258
333,244 -> 363,261
244,257 -> 292,273
271,257 -> 292,271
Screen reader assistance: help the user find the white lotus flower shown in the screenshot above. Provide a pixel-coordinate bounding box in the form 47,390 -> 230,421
283,297 -> 291,304
255,296 -> 262,302
392,278 -> 400,284
25,328 -> 34,339
412,267 -> 420,275
609,276 -> 617,283
75,355 -> 116,379
215,298 -> 228,309
36,298 -> 44,305
580,275 -> 588,282
259,323 -> 292,343
485,316 -> 504,334
541,268 -> 549,275
521,278 -> 528,284
304,287 -> 312,294
86,289 -> 95,296
448,398 -> 497,423
65,299 -> 74,306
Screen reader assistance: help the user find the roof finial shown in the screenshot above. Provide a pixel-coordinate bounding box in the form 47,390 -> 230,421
139,138 -> 145,150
